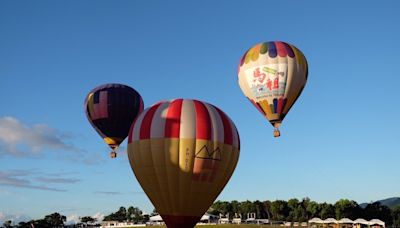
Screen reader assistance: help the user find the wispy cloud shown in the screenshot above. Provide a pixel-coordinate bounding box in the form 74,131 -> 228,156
0,116 -> 79,157
35,177 -> 80,184
0,169 -> 81,192
0,212 -> 31,224
93,191 -> 124,195
82,152 -> 106,165
93,190 -> 144,195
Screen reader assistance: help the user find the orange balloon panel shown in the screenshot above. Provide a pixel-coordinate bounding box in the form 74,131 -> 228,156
127,99 -> 240,228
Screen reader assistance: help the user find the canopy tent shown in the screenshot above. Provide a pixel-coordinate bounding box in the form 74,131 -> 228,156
369,219 -> 385,227
324,218 -> 338,224
338,218 -> 354,224
353,219 -> 369,225
149,215 -> 163,222
309,218 -> 324,223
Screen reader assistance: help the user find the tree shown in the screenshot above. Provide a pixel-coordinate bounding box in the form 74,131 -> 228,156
319,203 -> 335,219
231,200 -> 241,216
263,200 -> 272,224
44,212 -> 66,228
3,220 -> 12,228
80,216 -> 96,225
306,200 -> 321,219
270,200 -> 289,221
104,206 -> 127,222
334,199 -> 361,219
287,198 -> 300,222
241,200 -> 256,218
392,206 -> 400,228
210,201 -> 232,217
127,206 -> 143,223
363,202 -> 392,226
254,200 -> 268,219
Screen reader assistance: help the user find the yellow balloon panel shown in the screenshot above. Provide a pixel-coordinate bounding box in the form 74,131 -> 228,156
128,138 -> 239,217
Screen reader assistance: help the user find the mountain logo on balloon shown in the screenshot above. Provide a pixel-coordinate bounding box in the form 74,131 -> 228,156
194,145 -> 221,161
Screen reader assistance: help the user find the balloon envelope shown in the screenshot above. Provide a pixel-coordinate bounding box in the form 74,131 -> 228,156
85,83 -> 144,150
238,41 -> 308,131
128,99 -> 240,228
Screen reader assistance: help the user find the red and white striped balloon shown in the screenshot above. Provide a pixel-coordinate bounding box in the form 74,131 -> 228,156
127,99 -> 240,228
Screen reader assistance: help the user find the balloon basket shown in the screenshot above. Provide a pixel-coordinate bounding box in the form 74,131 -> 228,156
110,151 -> 117,158
273,129 -> 281,137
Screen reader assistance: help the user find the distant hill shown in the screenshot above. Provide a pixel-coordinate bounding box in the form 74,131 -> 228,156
360,197 -> 400,209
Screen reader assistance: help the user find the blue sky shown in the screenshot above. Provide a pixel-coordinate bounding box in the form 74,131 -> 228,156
1,0 -> 400,224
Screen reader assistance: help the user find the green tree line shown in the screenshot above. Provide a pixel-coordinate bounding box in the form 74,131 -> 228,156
3,200 -> 400,227
208,198 -> 400,227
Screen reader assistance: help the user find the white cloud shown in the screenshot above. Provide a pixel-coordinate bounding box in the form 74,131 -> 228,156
0,211 -> 31,225
66,214 -> 80,225
0,116 -> 78,157
92,212 -> 104,222
65,212 -> 104,225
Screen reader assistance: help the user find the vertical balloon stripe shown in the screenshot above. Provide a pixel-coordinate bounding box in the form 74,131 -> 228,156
215,109 -> 233,145
273,98 -> 278,114
268,41 -> 277,58
291,45 -> 307,71
248,98 -> 265,115
284,42 -> 295,58
239,53 -> 246,67
227,118 -> 239,149
139,97 -> 144,113
193,100 -> 212,140
204,104 -> 224,144
87,93 -> 95,117
179,100 -> 196,139
92,91 -> 109,119
139,103 -> 161,140
130,108 -> 151,142
259,100 -> 272,117
277,98 -> 284,114
150,101 -> 170,138
165,99 -> 183,138
260,42 -> 269,54
269,103 -> 275,114
251,44 -> 261,61
276,41 -> 288,57
244,48 -> 253,64
128,100 -> 145,143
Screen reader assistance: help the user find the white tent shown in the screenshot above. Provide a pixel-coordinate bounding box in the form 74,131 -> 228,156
149,215 -> 163,222
369,219 -> 385,227
309,218 -> 324,223
338,218 -> 354,224
324,218 -> 338,224
353,218 -> 369,225
200,213 -> 219,222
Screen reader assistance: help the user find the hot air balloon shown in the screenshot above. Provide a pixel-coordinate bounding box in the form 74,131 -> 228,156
127,99 -> 240,228
85,83 -> 144,158
238,41 -> 308,137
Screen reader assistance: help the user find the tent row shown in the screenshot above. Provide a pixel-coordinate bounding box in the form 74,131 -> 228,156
308,218 -> 385,228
